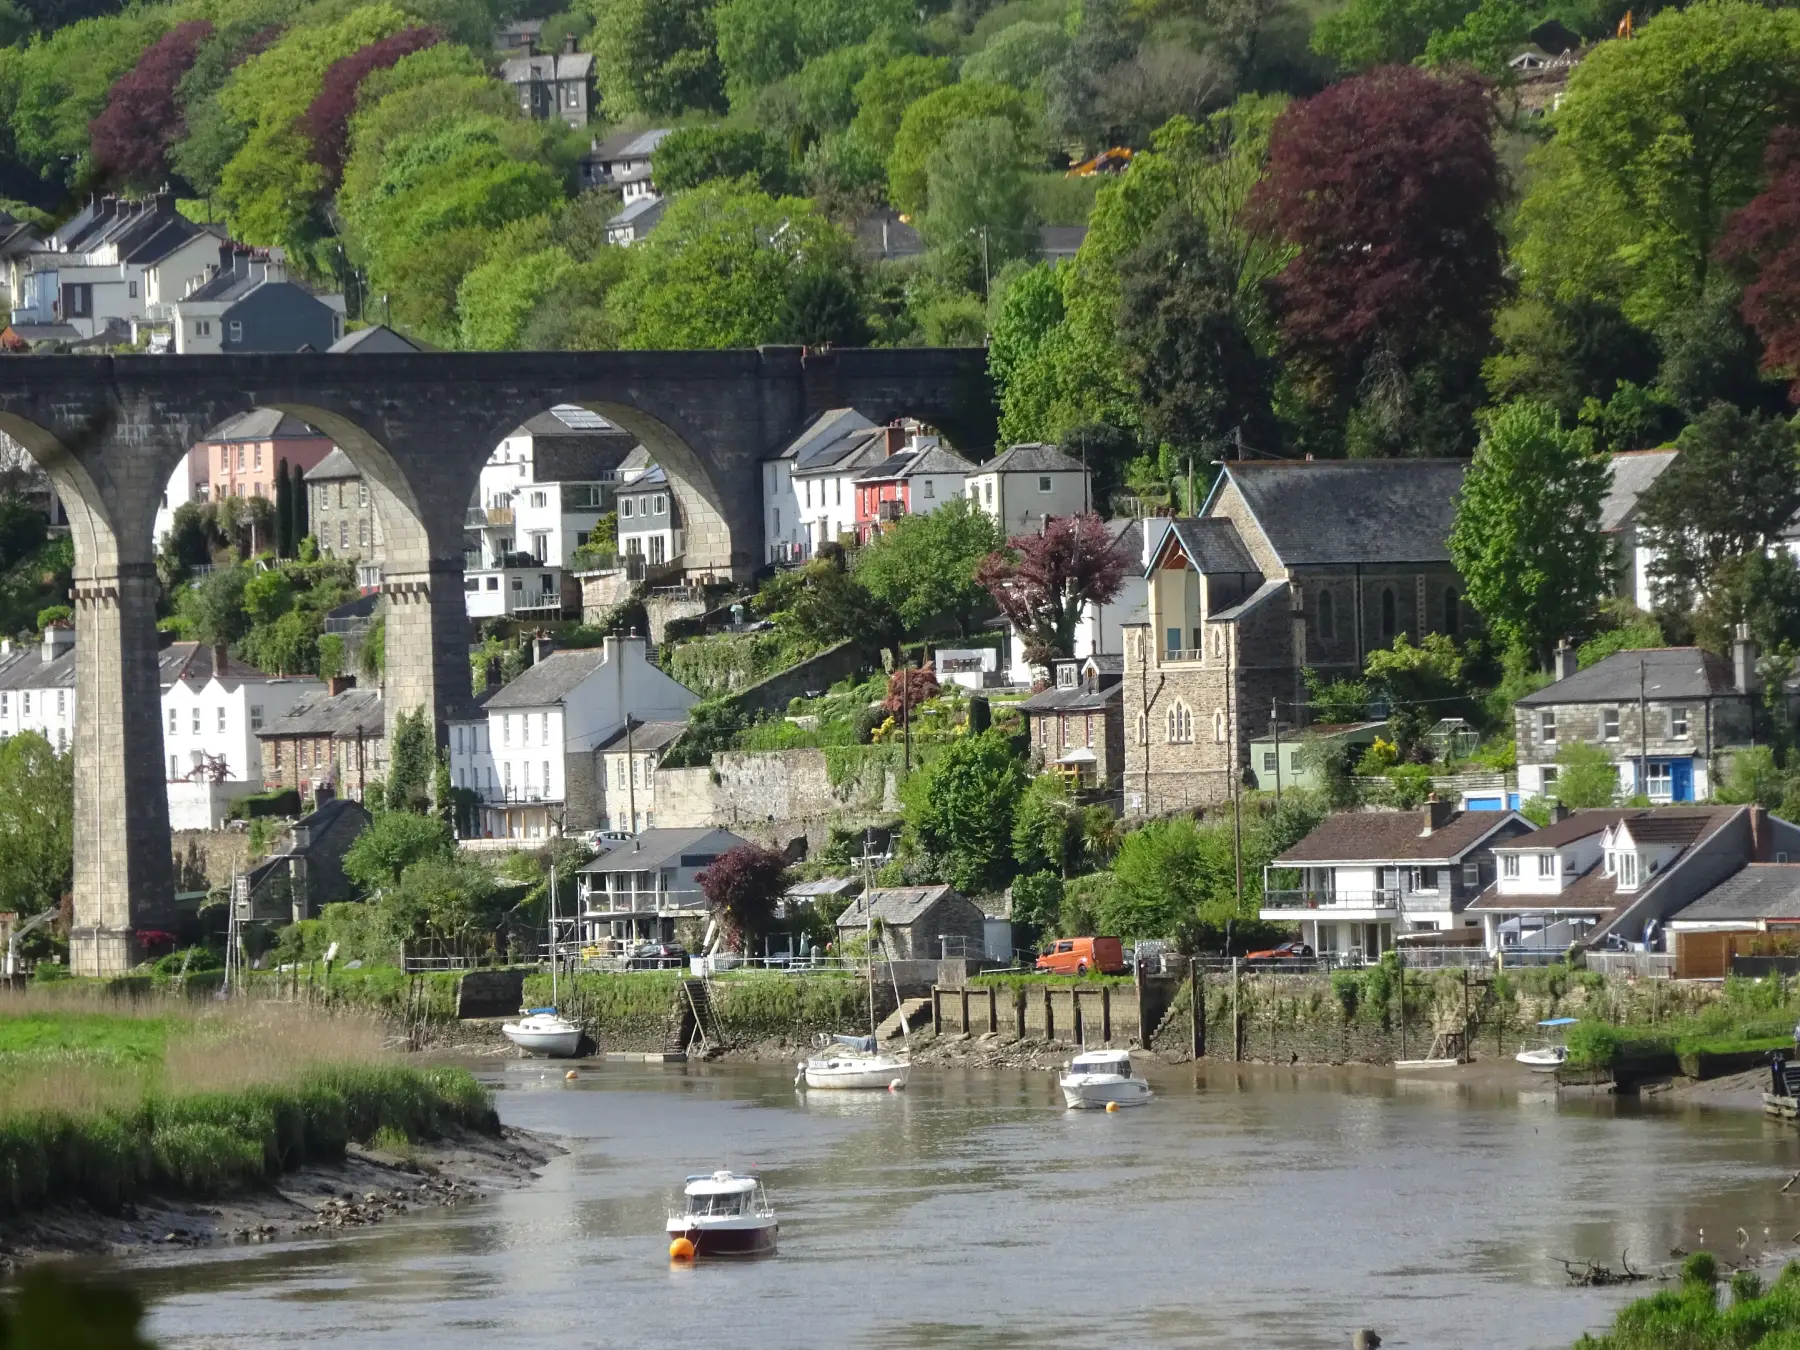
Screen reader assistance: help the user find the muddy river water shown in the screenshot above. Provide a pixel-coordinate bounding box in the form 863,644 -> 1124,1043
118,1058 -> 1800,1349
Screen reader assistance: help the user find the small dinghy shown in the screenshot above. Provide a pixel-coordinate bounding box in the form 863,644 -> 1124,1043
1515,1016 -> 1576,1072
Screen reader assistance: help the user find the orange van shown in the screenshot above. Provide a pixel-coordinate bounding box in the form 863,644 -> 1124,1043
1035,936 -> 1127,976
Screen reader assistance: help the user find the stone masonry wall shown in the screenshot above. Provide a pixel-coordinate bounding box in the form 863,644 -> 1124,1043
652,748 -> 899,848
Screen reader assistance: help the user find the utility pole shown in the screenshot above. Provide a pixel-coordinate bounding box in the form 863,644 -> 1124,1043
1271,699 -> 1282,807
1229,631 -> 1243,912
624,715 -> 636,833
1638,659 -> 1648,801
902,660 -> 913,776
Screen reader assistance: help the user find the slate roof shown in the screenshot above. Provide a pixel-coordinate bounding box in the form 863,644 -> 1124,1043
607,195 -> 667,233
855,446 -> 976,481
0,643 -> 75,692
519,405 -> 616,436
1668,864 -> 1800,923
835,884 -> 968,929
1018,673 -> 1122,713
1276,808 -> 1521,864
619,463 -> 668,493
483,648 -> 607,709
1206,460 -> 1466,567
159,641 -> 297,689
594,719 -> 688,754
1602,450 -> 1679,532
1467,807 -> 1741,913
784,408 -> 892,478
305,447 -> 359,481
978,443 -> 1085,475
1152,518 -> 1260,576
1212,578 -> 1288,623
200,409 -> 326,443
590,128 -> 672,163
257,688 -> 383,739
1039,226 -> 1087,260
500,50 -> 595,81
1491,807 -> 1727,851
577,826 -> 747,873
328,325 -> 422,354
1513,648 -> 1736,706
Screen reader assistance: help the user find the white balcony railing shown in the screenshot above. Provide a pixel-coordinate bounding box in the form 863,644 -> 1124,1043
1260,888 -> 1402,912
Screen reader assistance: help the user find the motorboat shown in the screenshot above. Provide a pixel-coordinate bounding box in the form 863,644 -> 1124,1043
1060,1049 -> 1153,1109
1515,1016 -> 1576,1072
502,1008 -> 582,1058
798,1034 -> 911,1090
667,1171 -> 778,1257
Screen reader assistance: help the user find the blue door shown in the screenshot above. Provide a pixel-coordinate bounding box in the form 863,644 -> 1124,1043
1670,758 -> 1694,802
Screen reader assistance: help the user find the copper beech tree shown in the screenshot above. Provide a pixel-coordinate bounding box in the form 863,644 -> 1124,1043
697,843 -> 792,953
88,20 -> 214,186
976,512 -> 1128,668
302,27 -> 442,188
1723,128 -> 1800,404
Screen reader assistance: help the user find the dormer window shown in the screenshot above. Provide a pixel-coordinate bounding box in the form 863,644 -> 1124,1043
1056,664 -> 1077,690
1612,850 -> 1640,889
1502,854 -> 1520,879
1536,854 -> 1555,878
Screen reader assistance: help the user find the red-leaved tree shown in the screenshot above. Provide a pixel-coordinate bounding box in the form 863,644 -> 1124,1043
301,27 -> 441,188
89,21 -> 214,187
976,513 -> 1128,668
1249,65 -> 1504,431
882,664 -> 939,715
1722,128 -> 1800,404
696,843 -> 792,953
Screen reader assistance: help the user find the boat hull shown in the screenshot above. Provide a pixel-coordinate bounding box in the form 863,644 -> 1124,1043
667,1221 -> 779,1256
502,1024 -> 583,1058
1061,1076 -> 1153,1109
1515,1050 -> 1565,1073
802,1058 -> 910,1090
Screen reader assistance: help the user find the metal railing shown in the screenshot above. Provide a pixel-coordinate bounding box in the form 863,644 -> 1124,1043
1585,951 -> 1675,979
1393,946 -> 1493,969
1162,648 -> 1205,663
1260,888 -> 1402,912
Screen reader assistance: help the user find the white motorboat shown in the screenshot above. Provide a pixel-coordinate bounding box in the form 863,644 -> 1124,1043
799,1034 -> 911,1090
667,1171 -> 778,1257
1515,1016 -> 1576,1072
502,1008 -> 582,1058
1060,1049 -> 1153,1109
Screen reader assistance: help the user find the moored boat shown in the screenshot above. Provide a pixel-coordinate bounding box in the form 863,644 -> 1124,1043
1060,1049 -> 1153,1109
666,1171 -> 778,1257
798,1034 -> 910,1090
1515,1016 -> 1576,1072
502,1008 -> 582,1058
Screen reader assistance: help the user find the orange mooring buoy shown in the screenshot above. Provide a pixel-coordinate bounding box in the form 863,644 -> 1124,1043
669,1236 -> 696,1261
565,1069 -> 578,1081
1105,1101 -> 1120,1113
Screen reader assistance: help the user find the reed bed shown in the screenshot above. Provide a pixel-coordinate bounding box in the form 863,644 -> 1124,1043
0,988 -> 494,1218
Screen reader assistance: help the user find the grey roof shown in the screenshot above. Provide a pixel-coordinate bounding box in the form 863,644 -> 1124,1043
577,826 -> 748,873
1670,864 -> 1800,923
0,642 -> 74,692
1039,225 -> 1087,260
1018,671 -> 1122,712
787,877 -> 860,899
608,195 -> 667,230
328,325 -> 421,354
591,128 -> 673,162
1211,578 -> 1288,623
1206,460 -> 1467,567
1514,648 -> 1734,706
835,884 -> 969,929
619,463 -> 668,493
5,323 -> 79,342
853,210 -> 925,261
779,407 -> 888,473
305,447 -> 359,481
595,719 -> 687,753
257,688 -> 383,739
159,641 -> 297,690
519,406 -> 616,437
1489,806 -> 1710,851
978,443 -> 1085,475
1152,518 -> 1260,576
1601,451 -> 1679,532
1277,808 -> 1523,864
500,50 -> 595,81
200,409 -> 325,443
484,648 -> 608,709
854,446 -> 976,481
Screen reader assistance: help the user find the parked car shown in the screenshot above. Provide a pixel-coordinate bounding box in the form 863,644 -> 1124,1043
627,941 -> 687,970
1036,936 -> 1127,976
1245,941 -> 1315,968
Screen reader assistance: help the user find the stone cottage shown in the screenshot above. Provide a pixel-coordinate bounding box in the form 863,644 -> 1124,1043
835,884 -> 985,960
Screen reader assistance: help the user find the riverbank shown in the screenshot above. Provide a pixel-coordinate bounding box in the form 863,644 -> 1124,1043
0,1123 -> 558,1272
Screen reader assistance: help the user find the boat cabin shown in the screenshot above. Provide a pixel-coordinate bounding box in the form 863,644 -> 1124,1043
1067,1049 -> 1135,1076
680,1171 -> 767,1218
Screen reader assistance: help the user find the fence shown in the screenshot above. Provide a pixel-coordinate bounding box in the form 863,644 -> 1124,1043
1585,951 -> 1676,980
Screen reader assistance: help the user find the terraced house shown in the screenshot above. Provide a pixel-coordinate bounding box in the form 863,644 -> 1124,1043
1122,460 -> 1469,815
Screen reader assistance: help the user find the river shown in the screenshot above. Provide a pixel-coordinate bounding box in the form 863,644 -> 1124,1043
120,1059 -> 1800,1350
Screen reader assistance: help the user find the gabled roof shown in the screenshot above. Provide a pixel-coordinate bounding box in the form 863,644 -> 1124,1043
590,128 -> 672,162
576,826 -> 747,873
0,643 -> 75,692
1277,808 -> 1524,864
328,324 -> 422,354
1467,808 -> 1742,914
608,195 -> 667,229
777,407 -> 890,474
1601,450 -> 1678,532
1018,673 -> 1122,712
978,443 -> 1085,475
619,463 -> 668,492
1211,578 -> 1288,623
1203,460 -> 1466,567
483,648 -> 608,709
1493,806 -> 1723,851
500,50 -> 594,81
305,447 -> 359,481
199,409 -> 326,443
1514,648 -> 1735,706
1669,864 -> 1800,923
1146,518 -> 1260,577
594,719 -> 688,754
257,688 -> 383,739
835,884 -> 970,928
854,446 -> 976,481
159,641 -> 300,690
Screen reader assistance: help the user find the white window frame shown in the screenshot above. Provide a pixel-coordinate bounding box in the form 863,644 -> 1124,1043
1540,709 -> 1556,743
1601,707 -> 1620,741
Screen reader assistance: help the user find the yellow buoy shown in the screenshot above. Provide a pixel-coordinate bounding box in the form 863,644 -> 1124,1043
565,1069 -> 578,1080
669,1237 -> 696,1261
1105,1101 -> 1120,1113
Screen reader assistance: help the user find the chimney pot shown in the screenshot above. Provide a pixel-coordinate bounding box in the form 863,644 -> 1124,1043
1419,796 -> 1453,836
1553,640 -> 1577,682
563,31 -> 578,53
1734,623 -> 1759,695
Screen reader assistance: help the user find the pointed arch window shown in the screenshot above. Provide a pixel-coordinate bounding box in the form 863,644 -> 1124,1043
1214,709 -> 1228,743
1166,702 -> 1193,744
1318,589 -> 1335,640
1381,587 -> 1397,639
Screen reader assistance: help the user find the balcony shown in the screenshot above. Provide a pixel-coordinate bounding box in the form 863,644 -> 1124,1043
466,505 -> 514,527
876,500 -> 906,521
1260,888 -> 1402,914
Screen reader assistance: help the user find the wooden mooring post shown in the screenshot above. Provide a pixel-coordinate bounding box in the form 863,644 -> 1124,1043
988,986 -> 998,1034
1101,985 -> 1112,1043
1044,985 -> 1055,1041
1191,959 -> 1206,1059
1231,957 -> 1242,1062
960,988 -> 970,1035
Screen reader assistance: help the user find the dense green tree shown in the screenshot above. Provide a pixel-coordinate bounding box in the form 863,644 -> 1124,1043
385,706 -> 436,812
1011,772 -> 1078,876
273,456 -> 293,557
653,125 -> 796,195
607,182 -> 853,348
1551,740 -> 1619,808
1363,633 -> 1467,758
774,266 -> 871,346
922,117 -> 1038,296
1099,816 -> 1211,939
899,729 -> 1028,895
387,853 -> 499,946
847,53 -> 951,162
1312,0 -> 1472,68
886,80 -> 1034,217
1637,404 -> 1800,611
0,731 -> 71,920
584,0 -> 726,117
1449,401 -> 1613,667
343,808 -> 456,892
182,565 -> 252,650
713,0 -> 909,104
2,9 -> 167,184
853,497 -> 1004,636
962,20 -> 1068,91
754,554 -> 899,654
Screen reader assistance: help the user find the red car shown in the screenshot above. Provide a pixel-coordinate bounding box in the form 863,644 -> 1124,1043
1245,941 -> 1314,966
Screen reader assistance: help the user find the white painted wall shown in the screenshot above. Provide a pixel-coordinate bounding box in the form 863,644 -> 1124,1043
161,675 -> 317,783
792,469 -> 858,549
763,459 -> 805,563
968,467 -> 1090,538
449,716 -> 495,800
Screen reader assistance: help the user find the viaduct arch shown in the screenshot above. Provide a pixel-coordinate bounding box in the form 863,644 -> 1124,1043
0,345 -> 994,973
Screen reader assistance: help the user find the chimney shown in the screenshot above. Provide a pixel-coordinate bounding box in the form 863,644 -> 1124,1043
1549,802 -> 1570,824
1419,795 -> 1453,836
885,424 -> 904,455
212,643 -> 229,675
1553,640 -> 1577,682
1752,804 -> 1770,862
1734,623 -> 1759,695
327,674 -> 356,696
218,242 -> 235,273
40,624 -> 73,664
533,634 -> 560,665
563,31 -> 578,53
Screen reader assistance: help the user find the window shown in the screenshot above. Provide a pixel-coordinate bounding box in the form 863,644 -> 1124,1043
358,483 -> 368,508
1136,712 -> 1147,744
238,448 -> 247,471
1038,475 -> 1052,492
1166,702 -> 1193,743
1601,708 -> 1620,741
339,521 -> 349,550
56,691 -> 64,716
358,520 -> 369,548
1671,706 -> 1689,738
985,481 -> 994,505
250,704 -> 263,731
486,576 -> 498,590
20,693 -> 28,716
541,712 -> 550,743
1263,751 -> 1277,772
566,86 -> 579,107
503,715 -> 513,747
1462,861 -> 1480,887
254,447 -> 263,470
653,494 -> 667,515
454,726 -> 463,754
1211,627 -> 1226,659
228,321 -> 242,342
622,499 -> 635,517
1214,709 -> 1228,743
1537,854 -> 1555,878
923,480 -> 935,500
530,491 -> 547,509
1540,710 -> 1556,743
1381,587 -> 1397,639
1615,851 -> 1639,888
217,707 -> 226,733
1646,760 -> 1672,800
1085,714 -> 1093,748
128,279 -> 137,298
1444,588 -> 1459,638
1318,590 -> 1334,640
170,754 -> 179,779
1037,714 -> 1047,745
543,760 -> 551,793
504,761 -> 513,792
1058,714 -> 1069,746
167,706 -> 175,735
191,708 -> 199,734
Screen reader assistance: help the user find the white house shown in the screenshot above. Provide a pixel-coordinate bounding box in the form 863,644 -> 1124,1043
616,463 -> 682,567
1005,518 -> 1166,685
480,636 -> 699,839
1601,450 -> 1679,611
853,442 -> 973,543
0,627 -> 76,751
967,443 -> 1093,538
448,698 -> 497,819
574,825 -> 748,950
763,408 -> 893,563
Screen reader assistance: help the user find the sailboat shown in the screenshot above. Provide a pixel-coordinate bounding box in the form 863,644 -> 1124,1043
504,860 -> 583,1058
797,853 -> 911,1091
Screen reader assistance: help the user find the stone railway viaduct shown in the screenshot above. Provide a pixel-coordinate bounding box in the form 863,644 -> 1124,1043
0,345 -> 994,973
